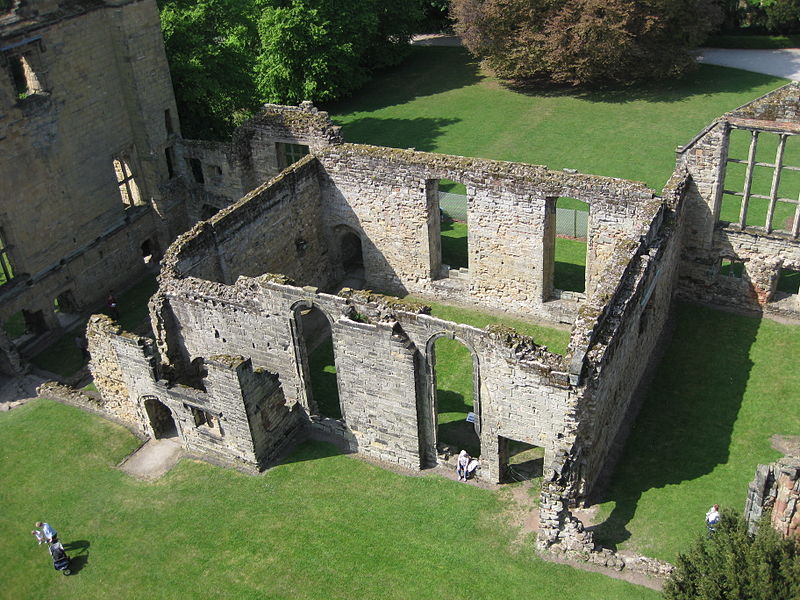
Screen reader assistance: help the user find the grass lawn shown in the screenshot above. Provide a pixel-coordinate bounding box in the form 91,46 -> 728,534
31,275 -> 158,378
593,302 -> 800,562
434,337 -> 480,456
441,220 -> 468,269
327,46 -> 788,191
554,238 -> 587,293
1,399 -> 658,600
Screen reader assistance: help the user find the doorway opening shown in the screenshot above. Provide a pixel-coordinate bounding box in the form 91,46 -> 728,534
498,436 -> 544,484
545,197 -> 588,298
431,336 -> 480,458
143,396 -> 178,439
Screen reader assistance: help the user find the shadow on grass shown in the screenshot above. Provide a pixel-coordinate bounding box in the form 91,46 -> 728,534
308,339 -> 342,420
505,64 -> 786,105
437,389 -> 480,456
554,261 -> 585,293
340,116 -> 461,152
327,47 -> 483,115
63,540 -> 90,574
591,303 -> 759,549
280,440 -> 345,465
441,220 -> 468,269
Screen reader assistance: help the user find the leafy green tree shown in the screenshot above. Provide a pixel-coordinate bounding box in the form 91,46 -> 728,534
159,0 -> 260,139
255,0 -> 422,105
450,0 -> 721,86
663,509 -> 800,600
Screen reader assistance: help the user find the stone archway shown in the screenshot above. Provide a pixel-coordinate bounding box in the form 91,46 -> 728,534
143,396 -> 178,439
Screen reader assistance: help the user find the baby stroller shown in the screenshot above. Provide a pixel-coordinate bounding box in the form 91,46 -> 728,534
49,541 -> 71,575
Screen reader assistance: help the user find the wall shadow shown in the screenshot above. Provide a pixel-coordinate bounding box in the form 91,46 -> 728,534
337,117 -> 460,152
326,47 -> 483,115
437,389 -> 479,456
505,64 -> 787,105
554,261 -> 585,293
280,440 -> 345,465
441,219 -> 468,269
591,302 -> 760,549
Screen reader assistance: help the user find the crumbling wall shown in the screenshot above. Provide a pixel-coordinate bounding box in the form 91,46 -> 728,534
180,102 -> 343,216
678,83 -> 800,317
161,156 -> 331,288
87,311 -> 302,470
745,456 -> 800,538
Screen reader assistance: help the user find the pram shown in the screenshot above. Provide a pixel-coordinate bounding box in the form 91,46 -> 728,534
48,541 -> 71,575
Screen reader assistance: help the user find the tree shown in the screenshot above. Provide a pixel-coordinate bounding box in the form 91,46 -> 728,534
663,509 -> 800,600
255,0 -> 422,105
159,0 -> 260,139
450,0 -> 722,86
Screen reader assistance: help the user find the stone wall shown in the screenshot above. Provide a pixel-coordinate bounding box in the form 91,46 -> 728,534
86,312 -> 303,470
317,144 -> 658,318
162,156 -> 332,288
745,455 -> 800,538
0,0 -> 184,350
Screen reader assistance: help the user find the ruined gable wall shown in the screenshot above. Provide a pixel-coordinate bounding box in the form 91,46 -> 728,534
162,156 -> 332,289
179,102 -> 343,218
0,0 -> 180,325
317,145 -> 656,316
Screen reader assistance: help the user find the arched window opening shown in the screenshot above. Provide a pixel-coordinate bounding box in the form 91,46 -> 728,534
294,305 -> 342,419
143,397 -> 178,439
432,336 -> 480,458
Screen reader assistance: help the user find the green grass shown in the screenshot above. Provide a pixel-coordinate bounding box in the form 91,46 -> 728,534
410,298 -> 570,355
705,34 -> 800,49
554,238 -> 587,293
3,310 -> 25,339
1,399 -> 658,600
309,338 -> 342,419
32,275 -> 158,378
441,220 -> 468,269
327,46 -> 789,191
594,302 -> 800,562
434,337 -> 480,456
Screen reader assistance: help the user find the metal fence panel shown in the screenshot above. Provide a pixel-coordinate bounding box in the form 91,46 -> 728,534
555,207 -> 588,239
439,192 -> 468,222
438,192 -> 587,240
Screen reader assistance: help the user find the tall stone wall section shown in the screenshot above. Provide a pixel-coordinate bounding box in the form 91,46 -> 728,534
317,145 -> 657,318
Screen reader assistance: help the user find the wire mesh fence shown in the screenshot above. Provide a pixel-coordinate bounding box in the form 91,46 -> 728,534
439,192 -> 587,240
556,207 -> 588,240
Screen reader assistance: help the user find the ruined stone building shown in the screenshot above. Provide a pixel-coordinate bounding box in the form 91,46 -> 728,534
0,0 -> 330,374
4,0 -> 800,566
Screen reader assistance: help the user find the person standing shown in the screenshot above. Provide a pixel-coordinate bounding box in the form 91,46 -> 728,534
35,521 -> 58,543
705,504 -> 720,535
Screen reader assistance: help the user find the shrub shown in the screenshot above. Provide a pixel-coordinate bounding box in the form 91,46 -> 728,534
663,509 -> 800,600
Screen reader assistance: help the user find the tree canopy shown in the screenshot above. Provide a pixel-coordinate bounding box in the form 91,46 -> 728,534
664,510 -> 800,600
159,0 -> 423,139
450,0 -> 722,86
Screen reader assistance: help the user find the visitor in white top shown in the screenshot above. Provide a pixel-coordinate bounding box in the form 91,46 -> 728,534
705,504 -> 720,535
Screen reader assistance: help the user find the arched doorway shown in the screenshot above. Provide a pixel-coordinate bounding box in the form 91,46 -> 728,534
424,334 -> 480,464
341,231 -> 363,273
291,304 -> 342,419
143,396 -> 178,439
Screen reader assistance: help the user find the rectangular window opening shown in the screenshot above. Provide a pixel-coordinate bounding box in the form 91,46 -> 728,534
164,146 -> 175,179
5,51 -> 43,99
189,158 -> 205,184
113,154 -> 141,207
277,142 -> 309,169
720,258 -> 744,279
